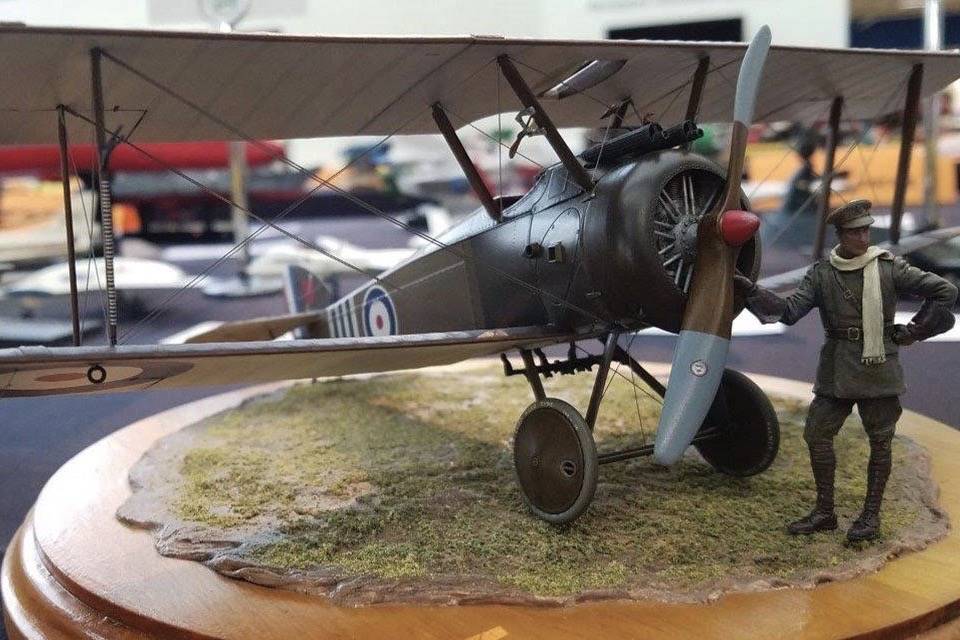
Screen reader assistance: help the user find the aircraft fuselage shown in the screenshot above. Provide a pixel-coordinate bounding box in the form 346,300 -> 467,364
324,149 -> 760,341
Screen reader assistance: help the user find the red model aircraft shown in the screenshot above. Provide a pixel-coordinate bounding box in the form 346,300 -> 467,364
0,140 -> 282,178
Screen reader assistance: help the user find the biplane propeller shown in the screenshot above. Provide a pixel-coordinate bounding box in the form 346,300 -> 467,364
1,24 -> 959,524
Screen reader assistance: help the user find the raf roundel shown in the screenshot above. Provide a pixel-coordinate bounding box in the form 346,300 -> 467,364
362,286 -> 398,337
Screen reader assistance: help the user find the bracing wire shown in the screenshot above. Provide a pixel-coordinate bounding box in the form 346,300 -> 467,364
497,63 -> 504,218
80,42 -> 919,349
745,102 -> 833,200
68,53 -> 614,342
65,145 -> 110,339
854,124 -> 892,208
763,75 -> 909,250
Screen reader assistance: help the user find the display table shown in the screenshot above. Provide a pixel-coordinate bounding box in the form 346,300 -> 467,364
4,366 -> 960,639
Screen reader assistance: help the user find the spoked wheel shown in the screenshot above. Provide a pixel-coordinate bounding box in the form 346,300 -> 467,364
694,369 -> 780,477
513,398 -> 598,524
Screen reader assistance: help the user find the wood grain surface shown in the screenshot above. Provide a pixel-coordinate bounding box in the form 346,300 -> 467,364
3,363 -> 960,639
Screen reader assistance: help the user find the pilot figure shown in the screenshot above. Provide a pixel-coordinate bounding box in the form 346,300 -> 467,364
735,199 -> 957,542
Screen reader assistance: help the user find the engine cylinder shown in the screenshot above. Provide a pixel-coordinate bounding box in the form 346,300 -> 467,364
580,150 -> 761,333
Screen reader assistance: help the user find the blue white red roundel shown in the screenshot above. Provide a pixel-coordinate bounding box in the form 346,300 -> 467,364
362,286 -> 398,337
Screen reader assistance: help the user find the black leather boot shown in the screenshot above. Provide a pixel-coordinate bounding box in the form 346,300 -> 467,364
788,441 -> 838,535
847,438 -> 892,543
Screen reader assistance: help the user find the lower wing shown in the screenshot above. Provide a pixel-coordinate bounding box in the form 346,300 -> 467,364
0,327 -> 567,398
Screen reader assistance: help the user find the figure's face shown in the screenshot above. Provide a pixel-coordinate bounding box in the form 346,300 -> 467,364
838,225 -> 871,257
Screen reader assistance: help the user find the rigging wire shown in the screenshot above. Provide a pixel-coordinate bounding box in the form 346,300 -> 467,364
103,53 -> 503,342
745,101 -> 833,200
625,340 -> 650,446
763,75 -> 909,250
117,132 -> 423,342
67,57 -> 613,341
59,112 -> 396,342
73,58 -> 495,340
65,145 -> 110,339
573,339 -> 664,408
442,104 -> 545,169
497,63 -> 504,217
854,124 -> 892,208
117,102 -> 455,341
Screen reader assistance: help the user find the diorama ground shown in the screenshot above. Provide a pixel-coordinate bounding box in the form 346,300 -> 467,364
118,362 -> 947,606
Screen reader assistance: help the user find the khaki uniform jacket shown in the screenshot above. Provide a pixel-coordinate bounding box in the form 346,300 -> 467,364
776,256 -> 956,399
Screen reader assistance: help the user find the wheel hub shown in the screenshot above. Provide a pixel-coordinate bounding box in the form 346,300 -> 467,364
513,398 -> 598,523
514,407 -> 585,514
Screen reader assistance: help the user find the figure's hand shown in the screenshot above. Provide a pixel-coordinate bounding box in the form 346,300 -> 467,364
907,300 -> 956,342
892,324 -> 916,346
733,274 -> 756,295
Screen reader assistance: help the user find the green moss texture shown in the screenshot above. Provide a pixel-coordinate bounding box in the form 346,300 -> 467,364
170,363 -> 934,598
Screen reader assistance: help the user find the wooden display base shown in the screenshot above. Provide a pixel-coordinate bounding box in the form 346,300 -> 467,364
4,365 -> 960,639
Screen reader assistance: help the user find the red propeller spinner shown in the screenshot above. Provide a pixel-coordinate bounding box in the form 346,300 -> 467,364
719,209 -> 761,247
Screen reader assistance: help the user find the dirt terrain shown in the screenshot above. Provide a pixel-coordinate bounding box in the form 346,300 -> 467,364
118,363 -> 948,606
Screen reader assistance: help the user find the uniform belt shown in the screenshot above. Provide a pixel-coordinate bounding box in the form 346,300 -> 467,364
824,326 -> 895,342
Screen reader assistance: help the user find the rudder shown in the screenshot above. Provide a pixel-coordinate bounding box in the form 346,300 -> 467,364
283,264 -> 331,339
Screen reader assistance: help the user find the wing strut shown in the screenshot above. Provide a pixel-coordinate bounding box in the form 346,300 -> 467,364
56,105 -> 82,347
90,47 -> 119,346
812,96 -> 844,258
607,99 -> 631,129
683,55 -> 711,123
432,103 -> 500,222
496,55 -> 595,192
890,63 -> 924,245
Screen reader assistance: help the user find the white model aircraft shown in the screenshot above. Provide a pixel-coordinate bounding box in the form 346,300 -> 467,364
0,256 -> 190,300
242,203 -> 452,284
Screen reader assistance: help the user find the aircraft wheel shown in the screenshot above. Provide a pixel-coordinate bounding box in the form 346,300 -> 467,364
694,369 -> 780,477
513,398 -> 598,524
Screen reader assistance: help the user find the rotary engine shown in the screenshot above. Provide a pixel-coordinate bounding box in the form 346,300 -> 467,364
579,150 -> 762,333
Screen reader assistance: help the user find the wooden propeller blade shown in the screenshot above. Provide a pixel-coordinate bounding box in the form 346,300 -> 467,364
654,26 -> 772,466
684,24 -> 771,338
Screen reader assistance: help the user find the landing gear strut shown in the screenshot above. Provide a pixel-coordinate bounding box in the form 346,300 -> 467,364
511,332 -> 619,523
507,334 -> 780,524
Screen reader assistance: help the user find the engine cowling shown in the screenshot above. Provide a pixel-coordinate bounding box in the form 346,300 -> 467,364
580,150 -> 761,333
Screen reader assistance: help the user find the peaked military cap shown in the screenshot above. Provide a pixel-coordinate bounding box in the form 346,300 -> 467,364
827,199 -> 874,229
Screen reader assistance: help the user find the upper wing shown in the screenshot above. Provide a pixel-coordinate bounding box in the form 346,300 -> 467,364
757,226 -> 960,293
2,25 -> 959,144
0,326 -> 567,397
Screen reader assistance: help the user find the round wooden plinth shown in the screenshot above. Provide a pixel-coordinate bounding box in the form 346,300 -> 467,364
4,365 -> 960,639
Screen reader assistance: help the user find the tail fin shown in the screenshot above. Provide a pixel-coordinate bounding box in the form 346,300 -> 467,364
182,265 -> 331,344
283,265 -> 331,339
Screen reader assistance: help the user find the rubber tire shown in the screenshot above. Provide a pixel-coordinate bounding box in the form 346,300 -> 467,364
694,369 -> 780,477
513,398 -> 598,525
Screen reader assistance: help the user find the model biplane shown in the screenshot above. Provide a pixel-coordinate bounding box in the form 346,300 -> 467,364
0,140 -> 283,263
0,24 -> 958,523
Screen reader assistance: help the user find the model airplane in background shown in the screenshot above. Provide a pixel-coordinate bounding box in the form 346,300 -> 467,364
239,203 -> 453,294
0,24 -> 958,524
0,140 -> 282,265
0,140 -> 284,341
0,256 -> 190,306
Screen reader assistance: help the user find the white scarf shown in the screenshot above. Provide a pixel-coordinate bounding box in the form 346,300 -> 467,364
829,245 -> 891,365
